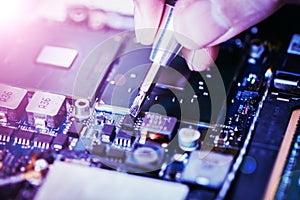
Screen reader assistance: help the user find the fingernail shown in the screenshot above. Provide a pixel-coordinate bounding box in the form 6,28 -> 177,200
187,49 -> 213,71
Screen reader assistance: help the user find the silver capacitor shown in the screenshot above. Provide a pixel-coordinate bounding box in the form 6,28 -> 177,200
74,98 -> 91,120
178,128 -> 201,151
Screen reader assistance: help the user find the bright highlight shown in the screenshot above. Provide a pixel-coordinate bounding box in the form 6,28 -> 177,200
0,1 -> 22,25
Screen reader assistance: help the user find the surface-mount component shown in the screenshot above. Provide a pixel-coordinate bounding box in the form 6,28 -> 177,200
141,112 -> 177,142
101,124 -> 116,143
125,146 -> 164,171
121,114 -> 135,130
51,134 -> 69,150
91,144 -> 107,157
115,129 -> 135,148
13,130 -> 35,146
107,147 -> 126,161
34,134 -> 54,149
67,121 -> 83,138
178,128 -> 201,151
74,99 -> 91,120
0,126 -> 14,142
133,147 -> 159,164
26,91 -> 66,129
181,151 -> 233,189
0,84 -> 28,122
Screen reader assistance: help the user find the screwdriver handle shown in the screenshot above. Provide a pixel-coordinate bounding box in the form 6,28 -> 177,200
150,0 -> 182,66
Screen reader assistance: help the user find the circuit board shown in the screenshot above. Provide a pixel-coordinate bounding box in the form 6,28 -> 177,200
0,3 -> 300,200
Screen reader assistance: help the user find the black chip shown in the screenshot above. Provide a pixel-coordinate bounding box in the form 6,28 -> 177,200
101,124 -> 116,143
117,129 -> 135,140
115,129 -> 135,147
141,113 -> 177,141
14,130 -> 34,144
34,134 -> 53,148
91,144 -> 107,157
121,114 -> 135,130
67,122 -> 82,138
0,126 -> 14,142
107,148 -> 126,160
52,134 -> 68,150
102,124 -> 116,136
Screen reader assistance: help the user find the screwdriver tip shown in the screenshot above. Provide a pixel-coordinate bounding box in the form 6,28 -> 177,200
129,90 -> 147,117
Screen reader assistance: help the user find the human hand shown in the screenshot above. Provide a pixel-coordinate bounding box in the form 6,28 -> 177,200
133,0 -> 286,71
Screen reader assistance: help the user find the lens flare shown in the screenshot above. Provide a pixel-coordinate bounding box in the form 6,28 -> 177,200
0,1 -> 22,25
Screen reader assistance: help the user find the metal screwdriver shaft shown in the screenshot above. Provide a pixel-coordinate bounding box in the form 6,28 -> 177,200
130,0 -> 182,117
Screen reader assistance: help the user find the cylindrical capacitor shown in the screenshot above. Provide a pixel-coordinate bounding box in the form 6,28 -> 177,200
178,128 -> 201,151
74,99 -> 91,120
133,147 -> 159,165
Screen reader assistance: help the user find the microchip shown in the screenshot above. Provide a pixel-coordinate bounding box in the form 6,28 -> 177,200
121,114 -> 135,130
14,130 -> 35,146
26,91 -> 66,129
141,113 -> 177,140
34,134 -> 54,149
67,122 -> 83,138
0,84 -> 28,122
91,144 -> 107,157
52,134 -> 68,150
115,129 -> 135,147
0,126 -> 14,142
101,124 -> 116,143
107,148 -> 126,161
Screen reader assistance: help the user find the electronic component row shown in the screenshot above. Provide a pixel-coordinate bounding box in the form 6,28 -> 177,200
0,84 -> 66,129
0,126 -> 69,150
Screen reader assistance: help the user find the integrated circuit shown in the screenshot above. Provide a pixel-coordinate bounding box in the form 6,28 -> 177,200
120,114 -> 135,130
34,134 -> 54,149
91,144 -> 107,157
0,126 -> 14,142
107,147 -> 126,161
101,124 -> 116,143
26,91 -> 66,129
13,130 -> 35,146
141,112 -> 177,142
51,134 -> 69,150
115,129 -> 135,148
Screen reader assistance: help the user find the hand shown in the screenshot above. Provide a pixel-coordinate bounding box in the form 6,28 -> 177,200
133,0 -> 286,71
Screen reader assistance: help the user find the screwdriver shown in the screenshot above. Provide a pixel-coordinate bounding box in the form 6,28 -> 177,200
129,0 -> 182,117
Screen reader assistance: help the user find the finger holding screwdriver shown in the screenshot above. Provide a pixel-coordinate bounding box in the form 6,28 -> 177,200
133,0 -> 285,71
130,0 -> 181,117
